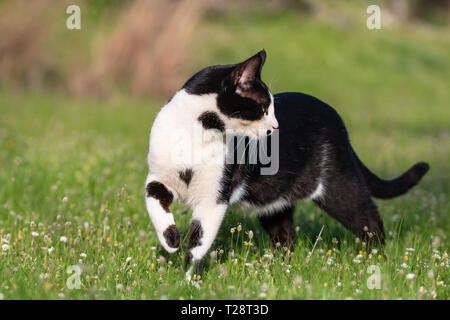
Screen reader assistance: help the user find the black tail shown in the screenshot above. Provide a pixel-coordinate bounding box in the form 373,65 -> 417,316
353,150 -> 429,199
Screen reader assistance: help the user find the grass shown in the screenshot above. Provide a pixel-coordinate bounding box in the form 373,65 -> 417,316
0,9 -> 449,300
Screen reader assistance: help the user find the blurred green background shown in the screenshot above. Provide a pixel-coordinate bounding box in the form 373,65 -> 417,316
1,0 -> 448,196
0,0 -> 448,299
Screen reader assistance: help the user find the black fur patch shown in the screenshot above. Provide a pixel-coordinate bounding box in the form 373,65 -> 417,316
188,219 -> 203,249
183,64 -> 234,95
198,111 -> 225,132
179,168 -> 194,186
163,224 -> 180,248
146,181 -> 173,213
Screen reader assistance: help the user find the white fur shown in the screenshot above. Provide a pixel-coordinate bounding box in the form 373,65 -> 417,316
308,143 -> 330,200
266,94 -> 278,129
309,182 -> 324,200
241,197 -> 294,216
229,183 -> 247,204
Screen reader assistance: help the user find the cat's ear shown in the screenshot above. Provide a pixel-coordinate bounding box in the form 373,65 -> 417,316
231,50 -> 266,92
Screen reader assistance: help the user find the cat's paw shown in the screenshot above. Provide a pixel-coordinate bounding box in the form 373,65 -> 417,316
160,224 -> 180,253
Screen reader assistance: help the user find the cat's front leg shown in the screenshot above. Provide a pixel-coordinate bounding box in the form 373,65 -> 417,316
145,173 -> 180,253
185,203 -> 227,280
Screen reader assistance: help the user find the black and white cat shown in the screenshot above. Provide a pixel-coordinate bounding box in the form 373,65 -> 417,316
145,50 -> 429,278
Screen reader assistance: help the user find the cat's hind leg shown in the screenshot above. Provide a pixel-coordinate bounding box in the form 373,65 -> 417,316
313,172 -> 385,246
258,205 -> 296,251
145,174 -> 180,253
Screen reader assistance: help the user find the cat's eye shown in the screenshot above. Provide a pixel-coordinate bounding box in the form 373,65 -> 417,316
261,105 -> 268,115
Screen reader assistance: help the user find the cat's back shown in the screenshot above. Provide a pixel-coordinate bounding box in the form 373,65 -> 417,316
274,92 -> 342,124
273,92 -> 347,140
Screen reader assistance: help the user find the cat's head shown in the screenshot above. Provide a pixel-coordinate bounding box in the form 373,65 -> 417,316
182,50 -> 278,138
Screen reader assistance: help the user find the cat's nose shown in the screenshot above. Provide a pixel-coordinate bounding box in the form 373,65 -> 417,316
270,117 -> 279,129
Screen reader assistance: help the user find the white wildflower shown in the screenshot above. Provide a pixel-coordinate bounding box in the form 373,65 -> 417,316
406,273 -> 415,280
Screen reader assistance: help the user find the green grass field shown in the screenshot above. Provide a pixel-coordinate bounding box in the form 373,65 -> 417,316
0,10 -> 449,299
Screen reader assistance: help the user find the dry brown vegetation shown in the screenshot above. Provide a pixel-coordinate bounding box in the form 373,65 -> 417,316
0,0 -> 58,90
70,0 -> 206,98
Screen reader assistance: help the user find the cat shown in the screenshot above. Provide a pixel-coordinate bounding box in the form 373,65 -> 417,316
145,50 -> 429,279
